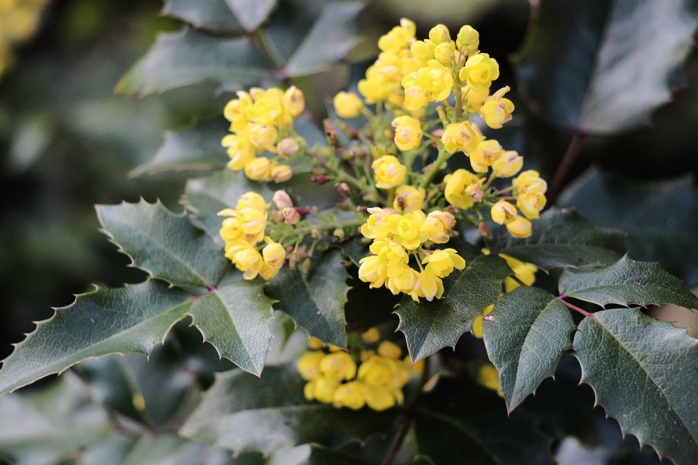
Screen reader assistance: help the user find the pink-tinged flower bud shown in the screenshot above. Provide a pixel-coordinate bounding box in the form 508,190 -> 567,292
270,164 -> 293,183
273,190 -> 293,209
244,157 -> 272,181
283,85 -> 305,117
281,207 -> 300,225
277,138 -> 300,158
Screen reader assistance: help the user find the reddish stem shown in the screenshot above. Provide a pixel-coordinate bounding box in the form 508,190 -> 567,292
557,295 -> 595,319
548,131 -> 586,204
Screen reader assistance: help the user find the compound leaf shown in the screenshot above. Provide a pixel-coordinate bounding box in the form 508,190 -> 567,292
97,200 -> 229,290
559,255 -> 698,310
116,28 -> 273,95
514,0 -> 698,134
574,308 -> 698,463
163,0 -> 243,34
395,255 -> 512,362
0,280 -> 192,395
189,279 -> 275,376
265,249 -> 349,348
482,287 -> 575,412
179,365 -> 400,454
489,208 -> 624,271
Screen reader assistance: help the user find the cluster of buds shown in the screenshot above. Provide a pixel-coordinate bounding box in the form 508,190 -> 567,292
359,207 -> 464,301
222,86 -> 305,182
297,335 -> 420,411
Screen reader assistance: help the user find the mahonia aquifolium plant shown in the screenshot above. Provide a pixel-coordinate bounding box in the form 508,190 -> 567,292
219,19 -> 545,408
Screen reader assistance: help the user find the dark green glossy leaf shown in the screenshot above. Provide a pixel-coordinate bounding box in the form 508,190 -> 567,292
189,279 -> 274,376
97,200 -> 229,290
558,169 -> 698,284
489,208 -> 624,271
130,118 -> 228,176
183,169 -> 275,246
514,0 -> 698,134
265,249 -> 348,348
574,308 -> 698,463
0,373 -> 112,465
284,2 -> 364,77
121,435 -> 234,465
559,255 -> 698,310
180,365 -> 400,454
224,0 -> 277,32
414,375 -> 554,465
0,280 -> 192,395
483,287 -> 575,411
163,0 -> 243,34
395,255 -> 512,362
116,28 -> 273,95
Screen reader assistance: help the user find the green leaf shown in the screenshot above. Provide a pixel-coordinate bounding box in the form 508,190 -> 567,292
489,208 -> 624,271
189,279 -> 274,376
0,373 -> 112,465
0,280 -> 192,395
184,169 -> 275,246
558,169 -> 698,284
574,308 -> 698,463
559,255 -> 698,310
395,254 -> 512,362
121,435 -> 234,465
163,0 -> 243,34
284,2 -> 364,77
514,0 -> 698,134
130,118 -> 228,176
482,287 -> 575,411
414,375 -> 554,464
224,0 -> 277,32
265,249 -> 348,348
116,28 -> 273,96
180,365 -> 400,454
97,200 -> 229,290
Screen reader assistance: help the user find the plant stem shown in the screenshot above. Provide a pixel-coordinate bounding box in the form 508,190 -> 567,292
548,131 -> 586,204
307,149 -> 380,201
293,218 -> 365,238
557,295 -> 595,318
419,149 -> 451,189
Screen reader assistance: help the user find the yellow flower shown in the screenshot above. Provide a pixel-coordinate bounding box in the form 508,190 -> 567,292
297,351 -> 325,380
236,192 -> 267,212
223,91 -> 253,133
392,116 -> 423,151
282,85 -> 305,118
492,150 -> 523,178
429,24 -> 451,44
476,363 -> 503,397
262,241 -> 285,267
517,190 -> 547,219
434,42 -> 456,65
358,355 -> 397,387
480,86 -> 515,129
456,25 -> 480,55
472,304 -> 493,339
364,385 -> 399,411
222,133 -> 255,171
444,169 -> 480,209
500,253 -> 537,293
410,40 -> 435,67
249,123 -> 278,153
270,164 -> 293,183
386,211 -> 425,250
276,138 -> 300,158
333,91 -> 363,118
259,262 -> 281,280
360,207 -> 394,240
491,199 -> 518,225
320,352 -> 357,381
460,53 -> 499,91
246,88 -> 284,125
441,122 -> 483,155
372,155 -> 407,189
358,255 -> 387,289
411,268 -> 444,301
462,85 -> 489,113
304,376 -> 340,403
219,216 -> 243,243
513,170 -> 547,196
402,74 -> 430,110
333,381 -> 368,410
418,60 -> 454,102
393,186 -> 425,213
470,139 -> 503,173
224,240 -> 263,279
423,248 -> 466,278
506,216 -> 532,238
378,341 -> 402,360
236,207 -> 267,238
244,157 -> 273,181
386,266 -> 419,295
358,66 -> 392,103
361,327 -> 380,344
308,336 -> 325,350
377,18 -> 416,53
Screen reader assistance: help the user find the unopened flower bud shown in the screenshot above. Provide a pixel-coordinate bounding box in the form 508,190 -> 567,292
333,229 -> 345,240
282,206 -> 300,225
336,182 -> 352,198
333,91 -> 363,118
271,164 -> 293,183
434,42 -> 456,65
245,157 -> 272,181
277,138 -> 300,158
456,25 -> 479,54
506,216 -> 532,238
273,190 -> 293,209
429,24 -> 451,45
311,174 -> 331,185
283,85 -> 305,117
311,229 -> 320,239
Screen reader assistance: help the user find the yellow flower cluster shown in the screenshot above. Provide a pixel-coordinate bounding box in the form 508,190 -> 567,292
489,170 -> 548,238
0,0 -> 50,77
358,208 -> 465,301
218,192 -> 286,280
222,86 -> 305,182
471,251 -> 537,338
297,338 -> 415,411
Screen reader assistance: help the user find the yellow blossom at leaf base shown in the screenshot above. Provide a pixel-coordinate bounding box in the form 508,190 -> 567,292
222,133 -> 255,171
333,91 -> 363,118
297,351 -> 325,380
500,253 -> 537,293
472,304 -> 494,339
444,169 -> 481,209
480,86 -> 515,129
392,116 -> 423,151
319,352 -> 357,381
332,381 -> 368,410
460,53 -> 500,91
308,336 -> 325,350
506,216 -> 532,238
393,186 -> 425,213
224,240 -> 263,279
411,268 -> 444,301
423,248 -> 466,278
441,122 -> 483,155
372,155 -> 407,189
491,200 -> 518,225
